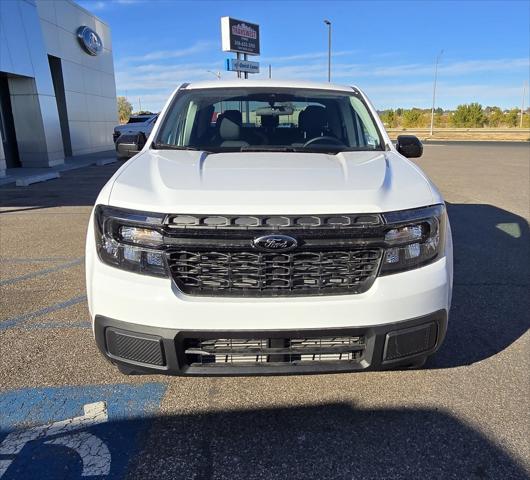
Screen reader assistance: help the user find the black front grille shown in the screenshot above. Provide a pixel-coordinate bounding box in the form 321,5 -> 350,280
167,249 -> 382,297
183,335 -> 365,367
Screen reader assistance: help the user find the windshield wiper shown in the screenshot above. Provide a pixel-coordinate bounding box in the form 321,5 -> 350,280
239,145 -> 354,154
151,142 -> 213,153
239,146 -> 305,153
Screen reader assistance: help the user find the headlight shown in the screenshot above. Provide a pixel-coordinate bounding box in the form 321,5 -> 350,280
94,206 -> 168,277
380,204 -> 446,274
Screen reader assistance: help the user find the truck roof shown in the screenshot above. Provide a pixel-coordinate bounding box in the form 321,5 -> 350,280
183,79 -> 358,92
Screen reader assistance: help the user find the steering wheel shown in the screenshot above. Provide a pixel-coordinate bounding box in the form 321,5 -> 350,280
303,136 -> 345,147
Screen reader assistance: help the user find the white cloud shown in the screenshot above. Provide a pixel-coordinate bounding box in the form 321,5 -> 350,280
260,50 -> 358,64
79,0 -> 143,10
122,41 -> 216,62
370,58 -> 530,77
79,0 -> 107,10
115,62 -> 222,91
115,44 -> 530,111
364,82 -> 525,110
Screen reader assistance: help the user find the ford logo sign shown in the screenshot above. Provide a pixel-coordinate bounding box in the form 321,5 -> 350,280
77,26 -> 103,56
252,234 -> 298,252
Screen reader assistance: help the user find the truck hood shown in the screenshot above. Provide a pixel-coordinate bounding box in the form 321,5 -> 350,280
106,150 -> 438,214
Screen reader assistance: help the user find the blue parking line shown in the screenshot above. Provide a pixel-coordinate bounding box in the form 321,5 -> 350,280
0,383 -> 167,480
0,258 -> 84,286
0,295 -> 87,331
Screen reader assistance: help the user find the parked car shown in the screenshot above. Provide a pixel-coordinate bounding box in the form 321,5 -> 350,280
113,114 -> 158,158
86,80 -> 453,376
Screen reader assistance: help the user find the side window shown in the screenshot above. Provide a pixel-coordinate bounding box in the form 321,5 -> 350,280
349,97 -> 381,149
157,100 -> 196,145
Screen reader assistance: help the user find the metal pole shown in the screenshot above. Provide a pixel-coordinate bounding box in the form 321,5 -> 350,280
268,64 -> 271,79
242,54 -> 250,123
244,53 -> 248,79
236,53 -> 241,78
324,20 -> 331,82
430,49 -> 443,136
521,82 -> 527,128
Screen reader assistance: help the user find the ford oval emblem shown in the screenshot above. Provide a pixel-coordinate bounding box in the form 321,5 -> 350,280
77,26 -> 103,56
252,234 -> 298,252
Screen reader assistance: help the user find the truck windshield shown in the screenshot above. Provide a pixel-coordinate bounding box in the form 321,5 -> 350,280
154,87 -> 384,153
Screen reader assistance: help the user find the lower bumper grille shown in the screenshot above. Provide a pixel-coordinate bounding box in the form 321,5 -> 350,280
183,336 -> 365,367
168,249 -> 382,297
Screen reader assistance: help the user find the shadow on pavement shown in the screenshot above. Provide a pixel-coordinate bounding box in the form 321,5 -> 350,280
431,203 -> 529,369
0,163 -> 122,212
2,403 -> 528,479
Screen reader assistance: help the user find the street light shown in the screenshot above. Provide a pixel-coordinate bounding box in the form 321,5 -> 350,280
207,70 -> 221,80
430,49 -> 444,136
324,20 -> 331,82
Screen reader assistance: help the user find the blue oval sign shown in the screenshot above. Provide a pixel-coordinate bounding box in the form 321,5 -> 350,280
252,234 -> 298,252
77,26 -> 103,56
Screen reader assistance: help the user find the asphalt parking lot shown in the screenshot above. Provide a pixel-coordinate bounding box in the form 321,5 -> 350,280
0,142 -> 529,479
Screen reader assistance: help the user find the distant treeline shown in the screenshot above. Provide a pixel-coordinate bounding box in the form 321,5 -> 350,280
378,103 -> 530,128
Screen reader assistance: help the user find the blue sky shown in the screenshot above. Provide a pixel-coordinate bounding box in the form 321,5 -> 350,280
78,0 -> 530,112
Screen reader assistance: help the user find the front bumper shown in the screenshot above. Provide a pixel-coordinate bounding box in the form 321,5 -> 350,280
94,310 -> 447,376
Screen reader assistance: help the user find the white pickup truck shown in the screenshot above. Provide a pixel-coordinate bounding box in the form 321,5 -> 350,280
113,114 -> 158,158
86,80 -> 453,376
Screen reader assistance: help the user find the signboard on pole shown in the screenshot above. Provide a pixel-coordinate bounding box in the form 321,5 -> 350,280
226,58 -> 260,74
221,17 -> 260,56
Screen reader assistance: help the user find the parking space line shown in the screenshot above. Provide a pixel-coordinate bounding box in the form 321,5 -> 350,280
0,258 -> 84,286
0,383 -> 167,479
0,295 -> 87,331
0,257 -> 80,264
0,402 -> 109,477
23,321 -> 91,330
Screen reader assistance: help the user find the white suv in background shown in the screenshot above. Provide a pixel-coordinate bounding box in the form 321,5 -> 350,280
86,80 -> 453,376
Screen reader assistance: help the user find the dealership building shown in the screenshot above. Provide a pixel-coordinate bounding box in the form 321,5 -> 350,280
0,0 -> 117,178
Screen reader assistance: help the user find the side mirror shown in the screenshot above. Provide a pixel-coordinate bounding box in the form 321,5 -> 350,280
396,135 -> 423,158
115,132 -> 147,159
136,132 -> 147,150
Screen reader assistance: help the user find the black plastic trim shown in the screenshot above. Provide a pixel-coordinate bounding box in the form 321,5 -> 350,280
94,310 -> 447,376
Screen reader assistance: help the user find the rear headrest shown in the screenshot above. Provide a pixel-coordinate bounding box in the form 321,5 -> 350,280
261,115 -> 279,128
299,105 -> 328,133
219,116 -> 241,141
220,110 -> 242,125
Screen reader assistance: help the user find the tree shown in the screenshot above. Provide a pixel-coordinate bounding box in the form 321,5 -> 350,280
451,103 -> 485,127
380,109 -> 397,128
487,107 -> 503,127
434,110 -> 446,128
503,108 -> 519,127
117,96 -> 133,124
402,108 -> 426,128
